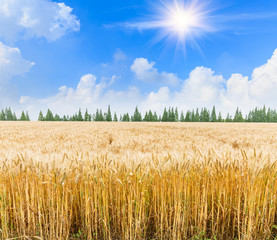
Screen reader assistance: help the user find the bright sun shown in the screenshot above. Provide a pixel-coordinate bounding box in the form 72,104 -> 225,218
131,0 -> 215,53
166,2 -> 199,37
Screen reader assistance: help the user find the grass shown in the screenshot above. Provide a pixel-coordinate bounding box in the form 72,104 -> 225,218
0,122 -> 277,239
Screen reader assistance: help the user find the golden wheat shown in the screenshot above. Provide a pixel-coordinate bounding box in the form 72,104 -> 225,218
0,122 -> 277,239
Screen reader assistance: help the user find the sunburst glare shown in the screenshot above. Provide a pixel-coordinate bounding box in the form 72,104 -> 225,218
127,0 -> 216,53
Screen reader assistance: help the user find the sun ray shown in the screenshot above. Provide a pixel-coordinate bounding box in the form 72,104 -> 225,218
126,0 -> 216,54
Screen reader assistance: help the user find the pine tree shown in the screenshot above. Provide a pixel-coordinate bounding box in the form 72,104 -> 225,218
45,109 -> 54,121
20,111 -> 26,121
226,113 -> 232,122
0,109 -> 6,121
180,111 -> 185,122
77,108 -> 84,121
6,108 -> 13,121
234,108 -> 243,122
12,113 -> 17,121
162,108 -> 168,122
143,111 -> 149,122
54,114 -> 60,121
106,105 -> 112,121
38,111 -> 44,121
84,109 -> 89,121
218,112 -> 223,122
122,113 -> 130,122
168,107 -> 175,122
185,111 -> 191,122
153,112 -> 158,122
132,106 -> 142,122
25,111 -> 30,121
113,112 -> 118,122
191,110 -> 195,122
100,110 -> 105,121
148,110 -> 154,122
174,108 -> 179,122
211,106 -> 217,122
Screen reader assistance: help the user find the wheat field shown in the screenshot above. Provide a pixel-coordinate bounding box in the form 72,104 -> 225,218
0,122 -> 277,239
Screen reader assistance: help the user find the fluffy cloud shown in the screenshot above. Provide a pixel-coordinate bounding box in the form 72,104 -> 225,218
17,48 -> 277,120
20,74 -> 143,119
131,58 -> 181,86
0,42 -> 34,80
144,49 -> 277,115
0,0 -> 80,41
0,42 -> 34,107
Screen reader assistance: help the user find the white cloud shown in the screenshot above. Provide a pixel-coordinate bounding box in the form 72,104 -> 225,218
0,0 -> 80,41
131,58 -> 181,86
142,49 -> 277,115
0,42 -> 34,79
16,48 -> 277,120
113,49 -> 127,62
0,41 -> 34,107
20,74 -> 143,119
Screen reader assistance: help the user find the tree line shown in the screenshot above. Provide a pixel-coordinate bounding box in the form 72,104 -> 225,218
0,108 -> 30,121
36,105 -> 277,123
0,105 -> 276,122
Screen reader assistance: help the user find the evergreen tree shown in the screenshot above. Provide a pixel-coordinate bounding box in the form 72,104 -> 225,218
12,113 -> 17,121
132,106 -> 142,122
218,112 -> 223,122
45,109 -> 54,121
99,109 -> 105,122
162,108 -> 168,122
106,105 -> 112,121
143,111 -> 149,122
185,111 -> 191,122
200,108 -> 210,122
25,111 -> 30,121
191,110 -> 195,122
54,114 -> 60,121
6,108 -> 13,121
168,107 -> 175,122
211,106 -> 217,122
122,113 -> 130,122
174,107 -> 179,122
148,110 -> 154,122
153,111 -> 158,122
233,108 -> 244,122
20,111 -> 27,121
226,113 -> 232,122
180,111 -> 185,122
77,108 -> 84,121
84,109 -> 89,121
113,112 -> 118,122
0,109 -> 6,121
38,111 -> 44,121
94,109 -> 100,121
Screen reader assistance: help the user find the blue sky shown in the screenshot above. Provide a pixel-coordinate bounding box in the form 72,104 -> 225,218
1,0 -> 277,119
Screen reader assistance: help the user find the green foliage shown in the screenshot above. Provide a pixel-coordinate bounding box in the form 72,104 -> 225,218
233,108 -> 244,122
38,111 -> 44,121
162,108 -> 168,122
113,112 -> 118,122
2,105 -> 276,123
132,106 -> 142,122
105,105 -> 112,121
122,113 -> 130,122
211,106 -> 217,122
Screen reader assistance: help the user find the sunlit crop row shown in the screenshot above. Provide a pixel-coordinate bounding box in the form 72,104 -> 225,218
0,122 -> 277,239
